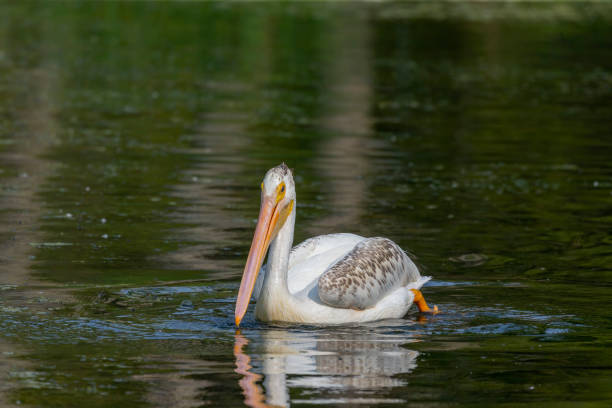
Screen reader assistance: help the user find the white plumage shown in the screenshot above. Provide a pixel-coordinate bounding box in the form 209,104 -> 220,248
234,164 -> 437,326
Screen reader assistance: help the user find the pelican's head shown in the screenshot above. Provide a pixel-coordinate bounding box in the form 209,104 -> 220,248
235,163 -> 295,326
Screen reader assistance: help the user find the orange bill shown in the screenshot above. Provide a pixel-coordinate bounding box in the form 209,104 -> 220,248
235,196 -> 278,327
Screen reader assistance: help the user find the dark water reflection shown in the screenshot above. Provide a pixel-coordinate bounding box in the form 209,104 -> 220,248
1,1 -> 612,407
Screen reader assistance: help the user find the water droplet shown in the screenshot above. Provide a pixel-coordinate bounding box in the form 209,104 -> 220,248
101,234 -> 108,239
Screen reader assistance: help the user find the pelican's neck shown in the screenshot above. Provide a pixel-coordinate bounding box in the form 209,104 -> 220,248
262,207 -> 295,299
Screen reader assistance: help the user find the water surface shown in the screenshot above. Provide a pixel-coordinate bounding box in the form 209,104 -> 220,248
1,1 -> 611,407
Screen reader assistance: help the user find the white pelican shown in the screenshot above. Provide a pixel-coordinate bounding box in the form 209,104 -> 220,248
235,163 -> 438,326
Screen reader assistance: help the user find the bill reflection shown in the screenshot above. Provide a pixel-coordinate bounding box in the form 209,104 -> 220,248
234,326 -> 420,407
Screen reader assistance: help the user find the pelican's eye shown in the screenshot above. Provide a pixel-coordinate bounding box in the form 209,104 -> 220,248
275,182 -> 286,203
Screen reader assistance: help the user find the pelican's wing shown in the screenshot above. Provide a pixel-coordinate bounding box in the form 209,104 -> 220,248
318,237 -> 422,310
288,233 -> 364,269
287,233 -> 367,295
253,233 -> 365,301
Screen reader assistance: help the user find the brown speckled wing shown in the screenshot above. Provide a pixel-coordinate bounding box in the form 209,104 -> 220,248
317,238 -> 420,310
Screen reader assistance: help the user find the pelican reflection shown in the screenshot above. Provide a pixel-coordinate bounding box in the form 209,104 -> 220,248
234,325 -> 420,407
234,332 -> 268,408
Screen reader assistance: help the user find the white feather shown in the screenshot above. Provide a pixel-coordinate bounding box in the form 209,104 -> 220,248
254,233 -> 430,324
245,164 -> 435,325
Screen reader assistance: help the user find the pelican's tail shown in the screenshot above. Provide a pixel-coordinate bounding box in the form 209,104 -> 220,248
406,276 -> 431,290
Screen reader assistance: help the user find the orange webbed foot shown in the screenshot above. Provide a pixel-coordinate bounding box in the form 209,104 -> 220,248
410,289 -> 440,315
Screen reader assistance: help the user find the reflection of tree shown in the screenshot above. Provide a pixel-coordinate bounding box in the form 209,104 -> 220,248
0,10 -> 70,407
234,328 -> 419,407
0,9 -> 59,288
308,11 -> 375,237
164,114 -> 254,278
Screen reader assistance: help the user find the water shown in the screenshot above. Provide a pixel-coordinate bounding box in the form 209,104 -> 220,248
1,1 -> 612,407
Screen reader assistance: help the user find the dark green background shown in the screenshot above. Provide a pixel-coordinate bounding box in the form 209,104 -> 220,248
0,2 -> 611,407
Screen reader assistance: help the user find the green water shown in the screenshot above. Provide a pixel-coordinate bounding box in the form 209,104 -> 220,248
1,1 -> 611,407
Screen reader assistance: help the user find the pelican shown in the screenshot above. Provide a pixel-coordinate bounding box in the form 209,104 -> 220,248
235,163 -> 438,326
